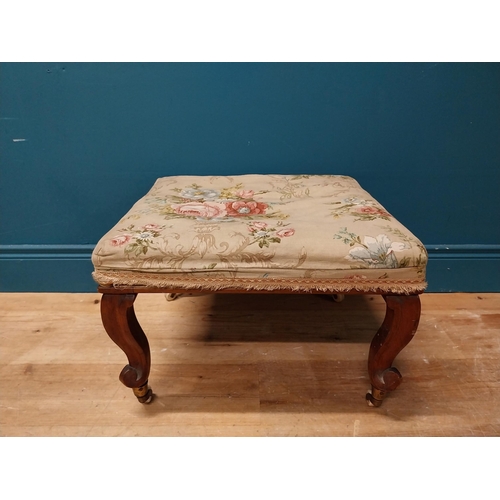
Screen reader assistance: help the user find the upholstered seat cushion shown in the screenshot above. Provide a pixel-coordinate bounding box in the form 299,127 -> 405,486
92,174 -> 427,293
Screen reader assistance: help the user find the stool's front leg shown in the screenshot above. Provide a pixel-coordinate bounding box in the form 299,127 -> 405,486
101,293 -> 153,403
366,294 -> 421,407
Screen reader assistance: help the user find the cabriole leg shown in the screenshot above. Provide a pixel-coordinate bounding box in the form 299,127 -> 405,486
100,293 -> 153,404
366,294 -> 421,407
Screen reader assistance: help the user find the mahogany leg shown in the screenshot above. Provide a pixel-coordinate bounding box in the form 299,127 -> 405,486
366,294 -> 421,407
100,293 -> 153,403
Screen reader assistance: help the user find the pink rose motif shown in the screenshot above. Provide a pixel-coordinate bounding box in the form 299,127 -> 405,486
356,206 -> 391,217
142,224 -> 161,231
276,228 -> 295,238
171,201 -> 227,219
237,189 -> 255,199
250,221 -> 268,230
110,234 -> 132,246
226,201 -> 267,216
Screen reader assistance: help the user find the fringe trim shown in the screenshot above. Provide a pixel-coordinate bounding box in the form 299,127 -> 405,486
92,270 -> 427,294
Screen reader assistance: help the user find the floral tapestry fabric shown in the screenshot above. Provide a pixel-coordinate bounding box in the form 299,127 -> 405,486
92,174 -> 427,292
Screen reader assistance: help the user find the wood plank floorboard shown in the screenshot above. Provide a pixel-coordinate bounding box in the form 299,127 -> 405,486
1,292 -> 499,436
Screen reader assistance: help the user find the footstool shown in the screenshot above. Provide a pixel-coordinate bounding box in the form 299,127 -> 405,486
92,174 -> 427,407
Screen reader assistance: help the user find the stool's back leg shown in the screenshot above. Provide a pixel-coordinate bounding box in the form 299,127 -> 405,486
367,294 -> 421,407
100,293 -> 153,403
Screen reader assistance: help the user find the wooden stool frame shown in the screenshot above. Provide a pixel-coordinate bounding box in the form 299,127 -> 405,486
98,286 -> 422,407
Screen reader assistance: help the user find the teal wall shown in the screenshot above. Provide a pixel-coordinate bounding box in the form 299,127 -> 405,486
1,63 -> 499,292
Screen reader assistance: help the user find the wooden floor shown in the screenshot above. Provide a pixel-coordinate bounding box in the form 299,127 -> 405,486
1,292 -> 499,437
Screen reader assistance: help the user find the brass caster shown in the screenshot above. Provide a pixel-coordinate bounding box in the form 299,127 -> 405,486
133,383 -> 154,404
332,294 -> 345,303
165,293 -> 182,302
366,387 -> 386,407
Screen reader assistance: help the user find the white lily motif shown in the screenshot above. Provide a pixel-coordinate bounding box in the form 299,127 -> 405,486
347,234 -> 410,268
